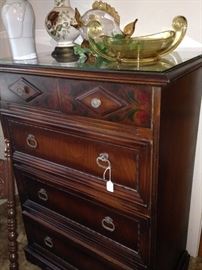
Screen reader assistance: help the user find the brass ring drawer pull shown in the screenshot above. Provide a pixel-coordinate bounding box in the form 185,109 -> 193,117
38,188 -> 48,202
26,134 -> 38,149
101,216 -> 115,232
44,236 -> 54,249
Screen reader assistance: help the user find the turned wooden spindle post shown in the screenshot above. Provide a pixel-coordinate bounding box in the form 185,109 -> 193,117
5,139 -> 18,270
0,159 -> 5,198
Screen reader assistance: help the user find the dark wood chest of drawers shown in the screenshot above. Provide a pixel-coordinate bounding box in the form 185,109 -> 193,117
0,55 -> 201,270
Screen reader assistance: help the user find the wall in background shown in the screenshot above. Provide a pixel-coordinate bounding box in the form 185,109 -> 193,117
0,0 -> 202,257
0,0 -> 4,32
187,105 -> 202,257
0,0 -> 201,47
29,0 -> 202,45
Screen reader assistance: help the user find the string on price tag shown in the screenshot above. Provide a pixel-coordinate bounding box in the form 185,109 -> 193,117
96,153 -> 114,193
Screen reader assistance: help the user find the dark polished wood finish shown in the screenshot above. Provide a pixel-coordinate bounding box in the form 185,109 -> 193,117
0,55 -> 201,270
0,159 -> 6,198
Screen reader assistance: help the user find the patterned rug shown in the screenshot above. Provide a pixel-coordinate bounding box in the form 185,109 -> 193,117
0,200 -> 201,270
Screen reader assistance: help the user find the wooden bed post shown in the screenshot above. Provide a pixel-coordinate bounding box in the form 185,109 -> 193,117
5,138 -> 18,270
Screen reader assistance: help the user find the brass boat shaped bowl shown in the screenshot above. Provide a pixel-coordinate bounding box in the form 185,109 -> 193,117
88,16 -> 187,64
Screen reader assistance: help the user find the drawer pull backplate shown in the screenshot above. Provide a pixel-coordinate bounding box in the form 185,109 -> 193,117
44,236 -> 54,248
102,216 -> 115,232
91,98 -> 102,108
26,134 -> 38,149
38,188 -> 48,202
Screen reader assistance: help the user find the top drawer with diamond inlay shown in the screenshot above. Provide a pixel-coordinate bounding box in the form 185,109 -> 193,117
0,73 -> 153,129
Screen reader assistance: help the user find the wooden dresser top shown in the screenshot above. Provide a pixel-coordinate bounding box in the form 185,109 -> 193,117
0,51 -> 201,86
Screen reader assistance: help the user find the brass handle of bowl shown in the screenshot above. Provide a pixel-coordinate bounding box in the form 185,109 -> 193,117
44,236 -> 54,248
91,98 -> 102,109
101,216 -> 115,232
38,188 -> 48,202
26,134 -> 38,149
160,16 -> 187,57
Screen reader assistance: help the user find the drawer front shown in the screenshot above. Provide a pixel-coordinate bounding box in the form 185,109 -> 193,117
24,216 -> 120,270
0,74 -> 152,128
10,119 -> 151,207
0,74 -> 59,110
18,172 -> 149,254
59,79 -> 152,128
23,204 -> 149,270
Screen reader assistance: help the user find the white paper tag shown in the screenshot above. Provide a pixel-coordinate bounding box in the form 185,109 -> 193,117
106,180 -> 114,192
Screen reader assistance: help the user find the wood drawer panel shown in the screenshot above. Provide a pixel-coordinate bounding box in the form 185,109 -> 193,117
14,160 -> 150,218
58,78 -> 152,128
0,74 -> 58,110
9,119 -> 151,205
17,172 -> 149,252
24,216 -> 120,270
23,201 -> 149,269
25,245 -> 80,270
0,73 -> 152,128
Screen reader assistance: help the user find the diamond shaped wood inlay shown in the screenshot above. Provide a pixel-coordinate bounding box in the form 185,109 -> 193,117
76,86 -> 128,116
9,78 -> 42,102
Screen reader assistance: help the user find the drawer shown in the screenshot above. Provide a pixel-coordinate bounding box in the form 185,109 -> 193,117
10,119 -> 151,207
24,215 -> 120,270
23,202 -> 149,269
0,74 -> 59,110
0,73 -> 152,128
17,172 -> 150,255
58,78 -> 152,128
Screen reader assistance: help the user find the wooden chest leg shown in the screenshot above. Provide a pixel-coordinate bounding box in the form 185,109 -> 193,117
176,251 -> 190,270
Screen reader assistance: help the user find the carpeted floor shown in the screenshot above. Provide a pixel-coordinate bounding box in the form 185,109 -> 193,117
0,200 -> 202,270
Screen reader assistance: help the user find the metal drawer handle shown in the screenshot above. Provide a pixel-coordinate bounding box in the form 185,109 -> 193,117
26,134 -> 38,149
16,85 -> 30,96
16,87 -> 24,96
101,216 -> 115,232
44,236 -> 54,248
91,98 -> 101,108
38,188 -> 48,202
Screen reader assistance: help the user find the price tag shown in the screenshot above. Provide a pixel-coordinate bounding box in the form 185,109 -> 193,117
96,153 -> 114,193
106,180 -> 114,193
